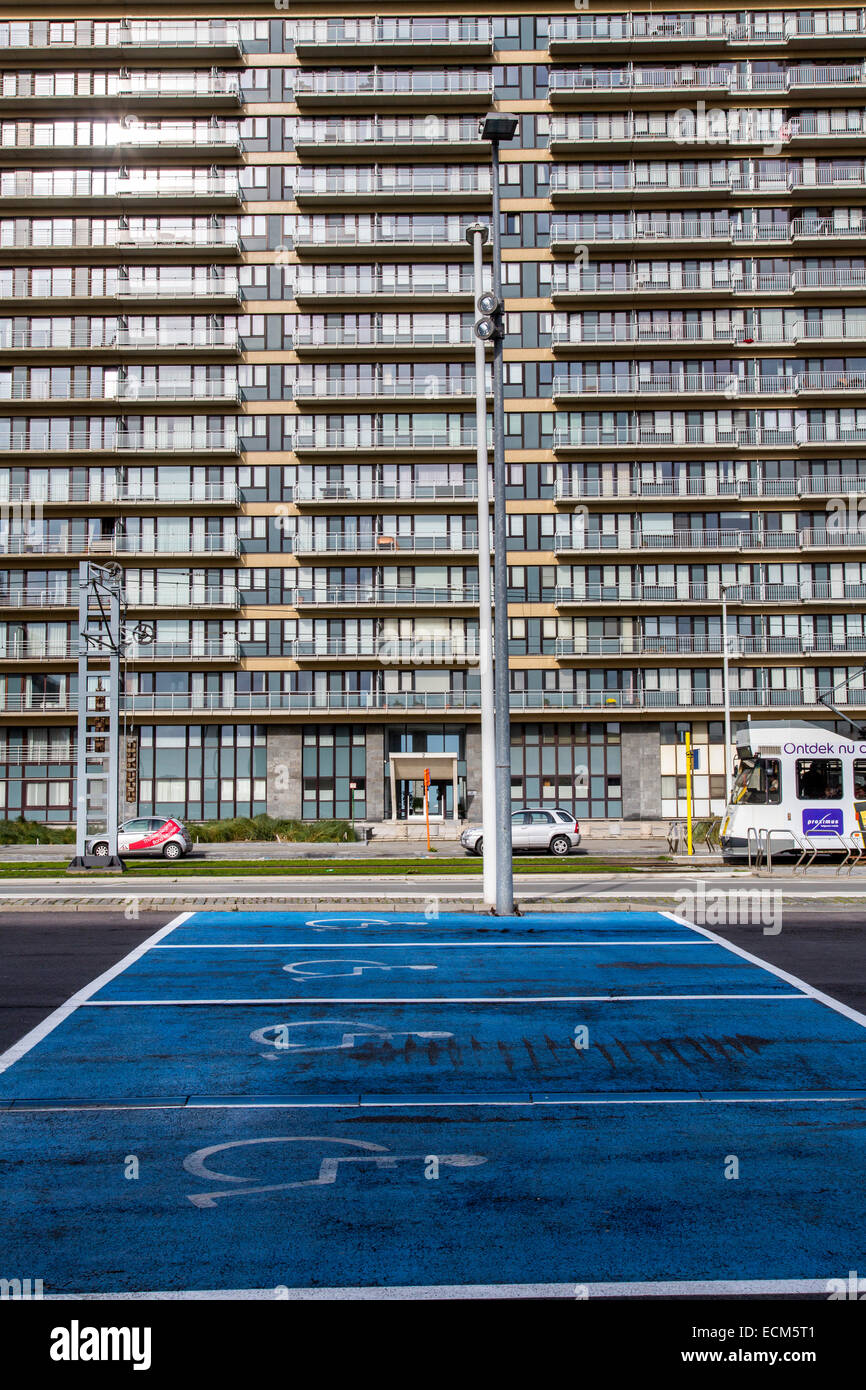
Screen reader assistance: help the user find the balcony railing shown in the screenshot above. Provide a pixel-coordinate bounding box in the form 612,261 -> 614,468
551,371 -> 866,399
293,71 -> 494,99
292,326 -> 469,349
553,473 -> 866,501
548,65 -> 866,96
549,217 -> 866,247
294,118 -> 483,147
547,14 -> 866,47
550,527 -> 866,553
294,271 -> 476,298
551,266 -> 866,296
0,20 -> 243,51
126,587 -> 241,609
294,19 -> 492,48
17,687 -> 857,717
291,585 -> 480,607
293,429 -> 478,452
1,482 -> 241,507
291,480 -> 479,503
552,423 -> 866,449
293,379 -> 479,401
0,431 -> 240,455
550,321 -> 866,346
0,638 -> 240,662
0,533 -> 241,557
0,381 -> 240,404
549,165 -> 866,197
295,169 -> 492,198
293,223 -> 473,249
554,581 -> 866,605
552,634 -> 866,657
287,637 -> 480,662
292,532 -> 478,555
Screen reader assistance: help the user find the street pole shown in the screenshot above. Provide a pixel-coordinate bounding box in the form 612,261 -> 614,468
466,221 -> 497,907
481,113 -> 518,917
685,729 -> 694,856
721,586 -> 733,803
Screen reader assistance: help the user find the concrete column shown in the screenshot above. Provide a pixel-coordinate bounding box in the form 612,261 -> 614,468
365,724 -> 385,822
266,726 -> 303,819
465,724 -> 483,821
621,721 -> 662,820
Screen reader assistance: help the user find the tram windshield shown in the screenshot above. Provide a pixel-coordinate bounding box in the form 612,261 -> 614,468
732,756 -> 781,805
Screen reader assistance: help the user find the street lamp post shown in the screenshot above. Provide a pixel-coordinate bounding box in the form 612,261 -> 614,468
465,221 -> 497,907
721,585 -> 733,803
480,112 -> 518,916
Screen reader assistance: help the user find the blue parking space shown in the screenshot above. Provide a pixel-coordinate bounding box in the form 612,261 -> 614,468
1,908 -> 865,1296
4,996 -> 865,1103
3,1101 -> 866,1295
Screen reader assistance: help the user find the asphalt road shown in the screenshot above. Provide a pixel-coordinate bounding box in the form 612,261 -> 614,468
1,906 -> 865,1052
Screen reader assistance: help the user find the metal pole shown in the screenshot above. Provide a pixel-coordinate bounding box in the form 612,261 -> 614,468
74,560 -> 90,863
721,587 -> 733,803
489,136 -> 514,915
685,729 -> 694,856
469,225 -> 497,907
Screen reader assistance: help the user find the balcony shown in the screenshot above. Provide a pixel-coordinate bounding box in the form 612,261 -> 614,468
292,532 -> 478,557
0,21 -> 244,60
0,381 -> 240,406
0,171 -> 241,211
293,117 -> 486,157
291,326 -> 471,353
552,473 -> 866,503
549,266 -> 866,301
548,216 -> 866,252
293,270 -> 476,305
293,70 -> 494,108
0,75 -> 243,112
552,423 -> 866,452
287,637 -> 480,663
1,533 -> 241,559
292,223 -> 473,253
0,226 -> 241,263
290,584 -> 480,609
293,19 -> 493,59
115,277 -> 242,306
550,321 -> 866,349
548,165 -> 866,204
551,371 -> 866,403
548,68 -> 735,105
0,327 -> 240,357
1,481 -> 241,510
549,527 -> 866,555
292,428 -> 478,455
0,637 -> 241,663
127,587 -> 241,611
0,431 -> 240,459
294,168 -> 492,205
293,379 -> 480,403
291,480 -> 479,505
553,581 -> 866,607
547,14 -> 866,56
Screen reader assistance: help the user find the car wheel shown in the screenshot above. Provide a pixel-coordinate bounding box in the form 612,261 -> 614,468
474,837 -> 483,856
549,835 -> 572,856
90,841 -> 110,859
163,841 -> 182,860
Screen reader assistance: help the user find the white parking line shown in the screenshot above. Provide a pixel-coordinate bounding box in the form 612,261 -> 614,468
79,992 -> 808,1006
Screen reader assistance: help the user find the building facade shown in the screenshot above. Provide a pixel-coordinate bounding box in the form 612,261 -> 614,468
2,5 -> 866,829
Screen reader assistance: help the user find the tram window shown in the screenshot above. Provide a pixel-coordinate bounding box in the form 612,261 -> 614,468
732,756 -> 780,804
796,758 -> 843,801
855,761 -> 866,799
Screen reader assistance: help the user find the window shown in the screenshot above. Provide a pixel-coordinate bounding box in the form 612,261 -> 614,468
796,758 -> 843,800
733,757 -> 781,805
855,760 -> 866,799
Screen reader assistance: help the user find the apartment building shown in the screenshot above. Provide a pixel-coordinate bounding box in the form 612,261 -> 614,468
3,5 -> 866,831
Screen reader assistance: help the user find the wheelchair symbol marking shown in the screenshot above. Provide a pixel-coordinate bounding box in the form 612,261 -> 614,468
250,1019 -> 454,1056
282,958 -> 437,980
183,1136 -> 487,1208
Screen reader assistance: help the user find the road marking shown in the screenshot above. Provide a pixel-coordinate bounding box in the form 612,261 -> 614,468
42,1277 -> 835,1300
79,992 -> 808,1006
153,940 -> 704,949
0,912 -> 192,1076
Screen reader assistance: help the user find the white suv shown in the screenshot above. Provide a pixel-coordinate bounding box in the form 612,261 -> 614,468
461,807 -> 581,857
